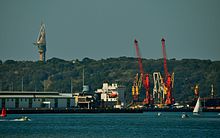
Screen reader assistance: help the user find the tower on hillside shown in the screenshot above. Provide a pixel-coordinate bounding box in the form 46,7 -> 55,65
34,23 -> 46,62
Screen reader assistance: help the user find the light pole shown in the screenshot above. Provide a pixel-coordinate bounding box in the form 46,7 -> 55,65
44,80 -> 46,92
71,79 -> 73,93
21,77 -> 24,92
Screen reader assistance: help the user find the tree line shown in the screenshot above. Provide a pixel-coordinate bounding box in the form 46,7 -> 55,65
0,57 -> 220,102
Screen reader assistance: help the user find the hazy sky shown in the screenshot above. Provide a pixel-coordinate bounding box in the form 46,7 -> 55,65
0,0 -> 220,61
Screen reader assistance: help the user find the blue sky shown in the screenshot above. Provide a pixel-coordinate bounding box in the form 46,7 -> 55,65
0,0 -> 220,61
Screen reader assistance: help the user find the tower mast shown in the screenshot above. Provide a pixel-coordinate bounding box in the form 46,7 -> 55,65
34,23 -> 46,62
161,38 -> 174,105
134,39 -> 150,105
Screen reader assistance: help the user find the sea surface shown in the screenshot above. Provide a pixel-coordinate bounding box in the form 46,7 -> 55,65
0,112 -> 220,138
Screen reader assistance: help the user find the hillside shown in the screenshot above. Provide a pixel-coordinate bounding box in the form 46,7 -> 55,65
0,57 -> 220,102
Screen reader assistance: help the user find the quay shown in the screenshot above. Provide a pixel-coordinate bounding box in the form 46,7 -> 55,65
6,108 -> 143,114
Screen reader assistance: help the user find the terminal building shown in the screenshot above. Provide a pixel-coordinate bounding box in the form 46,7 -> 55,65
0,91 -> 75,109
73,92 -> 94,109
0,83 -> 126,110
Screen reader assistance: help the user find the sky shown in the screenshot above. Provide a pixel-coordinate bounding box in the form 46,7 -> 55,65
0,0 -> 220,61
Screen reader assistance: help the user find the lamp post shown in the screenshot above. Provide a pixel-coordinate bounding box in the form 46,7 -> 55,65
21,77 -> 24,92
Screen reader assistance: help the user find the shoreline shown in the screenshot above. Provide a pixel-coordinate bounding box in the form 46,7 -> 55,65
5,108 -> 220,114
6,108 -> 143,114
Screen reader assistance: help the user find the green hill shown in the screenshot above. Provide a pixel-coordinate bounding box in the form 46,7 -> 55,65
0,57 -> 220,102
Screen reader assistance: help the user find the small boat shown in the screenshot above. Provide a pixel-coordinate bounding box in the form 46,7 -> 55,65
0,107 -> 7,118
13,116 -> 31,121
157,112 -> 162,116
1,107 -> 30,121
193,97 -> 202,115
181,112 -> 189,118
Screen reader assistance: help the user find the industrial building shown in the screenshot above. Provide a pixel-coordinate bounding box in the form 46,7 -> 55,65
0,83 -> 126,110
0,91 -> 75,109
73,92 -> 94,109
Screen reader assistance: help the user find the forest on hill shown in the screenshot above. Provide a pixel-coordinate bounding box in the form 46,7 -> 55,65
0,57 -> 220,102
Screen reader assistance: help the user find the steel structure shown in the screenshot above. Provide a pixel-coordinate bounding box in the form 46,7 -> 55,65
34,23 -> 46,62
161,38 -> 174,105
133,39 -> 150,105
194,84 -> 199,98
132,73 -> 141,101
153,72 -> 165,104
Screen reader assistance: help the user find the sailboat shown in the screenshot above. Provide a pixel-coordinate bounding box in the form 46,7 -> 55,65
193,97 -> 202,115
0,107 -> 7,118
0,107 -> 31,121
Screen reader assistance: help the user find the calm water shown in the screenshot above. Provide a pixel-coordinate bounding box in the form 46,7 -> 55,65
0,112 -> 220,138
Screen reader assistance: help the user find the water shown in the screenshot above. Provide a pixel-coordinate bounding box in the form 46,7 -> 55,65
0,112 -> 220,138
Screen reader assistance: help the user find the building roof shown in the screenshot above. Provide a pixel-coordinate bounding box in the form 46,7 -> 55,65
0,91 -> 73,98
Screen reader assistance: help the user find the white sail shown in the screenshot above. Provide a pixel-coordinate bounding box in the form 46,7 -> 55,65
193,97 -> 201,114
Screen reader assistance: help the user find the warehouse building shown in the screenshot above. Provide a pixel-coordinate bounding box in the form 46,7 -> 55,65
0,91 -> 75,109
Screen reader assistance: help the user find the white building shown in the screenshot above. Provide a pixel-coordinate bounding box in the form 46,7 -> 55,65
0,91 -> 75,109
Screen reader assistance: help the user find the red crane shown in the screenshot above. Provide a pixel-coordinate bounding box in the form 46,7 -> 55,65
161,38 -> 174,105
134,39 -> 150,105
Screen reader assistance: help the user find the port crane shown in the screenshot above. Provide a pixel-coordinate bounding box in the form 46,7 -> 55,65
132,73 -> 141,101
161,38 -> 174,105
133,39 -> 150,105
194,84 -> 199,98
153,72 -> 164,105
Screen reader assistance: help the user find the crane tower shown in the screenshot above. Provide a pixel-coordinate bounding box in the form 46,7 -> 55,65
161,38 -> 174,105
34,23 -> 46,62
133,39 -> 150,105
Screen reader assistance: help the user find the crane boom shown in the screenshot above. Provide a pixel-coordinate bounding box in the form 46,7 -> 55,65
161,38 -> 174,105
134,39 -> 150,105
134,39 -> 144,80
161,38 -> 169,78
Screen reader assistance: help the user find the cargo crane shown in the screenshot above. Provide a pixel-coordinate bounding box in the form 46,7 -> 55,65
153,72 -> 165,105
194,84 -> 199,97
161,38 -> 174,105
134,39 -> 150,105
132,73 -> 141,101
